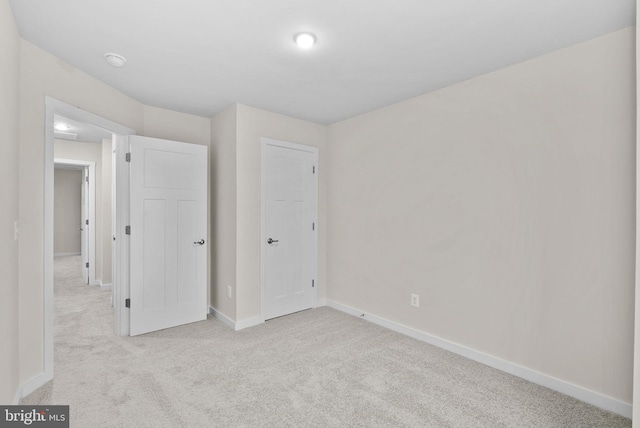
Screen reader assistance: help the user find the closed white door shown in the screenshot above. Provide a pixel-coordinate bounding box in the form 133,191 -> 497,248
80,167 -> 89,284
129,136 -> 208,336
261,139 -> 318,320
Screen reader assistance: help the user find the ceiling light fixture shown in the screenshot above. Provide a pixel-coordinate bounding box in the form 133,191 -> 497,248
104,52 -> 127,68
294,33 -> 316,49
54,131 -> 78,140
54,123 -> 69,131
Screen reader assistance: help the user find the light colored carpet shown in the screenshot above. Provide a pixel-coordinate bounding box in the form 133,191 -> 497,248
23,256 -> 631,427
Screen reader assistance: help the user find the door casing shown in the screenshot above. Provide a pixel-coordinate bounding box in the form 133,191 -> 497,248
36,97 -> 135,398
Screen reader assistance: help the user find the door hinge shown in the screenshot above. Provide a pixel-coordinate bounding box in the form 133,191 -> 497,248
85,176 -> 89,182
313,165 -> 315,174
125,298 -> 130,308
126,152 -> 131,162
86,219 -> 89,225
85,262 -> 89,268
312,279 -> 315,288
312,222 -> 315,231
125,225 -> 131,235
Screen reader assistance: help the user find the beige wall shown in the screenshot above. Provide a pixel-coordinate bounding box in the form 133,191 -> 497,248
143,105 -> 211,146
235,104 -> 328,321
210,105 -> 238,319
327,27 -> 636,404
0,0 -> 21,404
53,168 -> 82,255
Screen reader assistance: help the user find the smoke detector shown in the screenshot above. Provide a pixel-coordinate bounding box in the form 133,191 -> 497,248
104,52 -> 127,68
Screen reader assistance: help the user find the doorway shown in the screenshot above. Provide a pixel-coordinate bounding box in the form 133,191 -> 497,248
260,138 -> 318,321
41,97 -> 135,390
53,159 -> 96,285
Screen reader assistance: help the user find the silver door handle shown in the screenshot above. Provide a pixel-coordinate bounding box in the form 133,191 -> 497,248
267,238 -> 279,244
193,239 -> 205,246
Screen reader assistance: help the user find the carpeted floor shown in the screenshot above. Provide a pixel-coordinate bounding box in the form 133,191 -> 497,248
23,256 -> 631,427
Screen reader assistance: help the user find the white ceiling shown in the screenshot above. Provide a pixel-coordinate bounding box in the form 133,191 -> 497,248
54,114 -> 112,144
9,0 -> 635,125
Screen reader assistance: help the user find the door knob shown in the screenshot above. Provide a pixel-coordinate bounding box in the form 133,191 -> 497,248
267,238 -> 279,244
193,239 -> 205,246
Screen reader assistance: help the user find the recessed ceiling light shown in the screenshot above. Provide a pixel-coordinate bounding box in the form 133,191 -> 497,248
294,33 -> 316,49
104,52 -> 127,68
54,123 -> 69,131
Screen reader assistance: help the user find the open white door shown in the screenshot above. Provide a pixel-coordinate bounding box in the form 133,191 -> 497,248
80,167 -> 89,284
261,138 -> 318,320
128,136 -> 208,336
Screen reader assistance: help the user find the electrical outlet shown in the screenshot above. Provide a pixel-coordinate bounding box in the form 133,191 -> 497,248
227,285 -> 232,299
411,293 -> 420,307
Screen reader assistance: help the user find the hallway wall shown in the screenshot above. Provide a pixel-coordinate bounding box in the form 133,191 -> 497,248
0,0 -> 22,405
53,168 -> 82,255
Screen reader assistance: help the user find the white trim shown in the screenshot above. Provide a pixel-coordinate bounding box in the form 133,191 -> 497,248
259,138 -> 319,322
44,97 -> 136,385
20,371 -> 53,400
315,298 -> 327,307
235,316 -> 264,331
99,282 -> 112,290
326,299 -> 632,419
54,252 -> 81,257
208,307 -> 264,331
208,307 -> 235,330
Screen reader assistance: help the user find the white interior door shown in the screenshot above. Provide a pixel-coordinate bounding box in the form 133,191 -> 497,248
129,136 -> 208,336
261,138 -> 318,320
80,167 -> 89,284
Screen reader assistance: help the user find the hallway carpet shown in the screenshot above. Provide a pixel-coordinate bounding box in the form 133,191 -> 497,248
23,256 -> 631,427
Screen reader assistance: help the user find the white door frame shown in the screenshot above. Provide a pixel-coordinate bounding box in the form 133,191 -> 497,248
39,97 -> 135,395
259,137 -> 319,322
53,159 -> 97,285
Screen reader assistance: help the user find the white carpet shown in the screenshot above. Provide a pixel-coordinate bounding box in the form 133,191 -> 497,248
23,256 -> 631,427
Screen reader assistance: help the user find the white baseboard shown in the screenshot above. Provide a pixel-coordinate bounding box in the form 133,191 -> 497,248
12,386 -> 22,405
235,316 -> 264,331
326,299 -> 632,419
99,282 -> 112,290
315,298 -> 327,307
208,306 -> 264,331
54,252 -> 80,257
20,371 -> 53,400
209,307 -> 235,330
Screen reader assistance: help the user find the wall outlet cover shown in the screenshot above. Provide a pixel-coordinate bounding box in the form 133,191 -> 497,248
411,293 -> 420,307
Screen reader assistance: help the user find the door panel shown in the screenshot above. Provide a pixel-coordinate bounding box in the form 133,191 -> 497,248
262,140 -> 317,320
142,199 -> 166,311
129,135 -> 207,336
